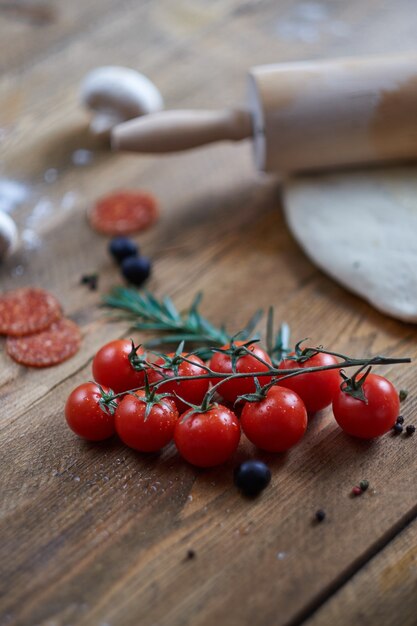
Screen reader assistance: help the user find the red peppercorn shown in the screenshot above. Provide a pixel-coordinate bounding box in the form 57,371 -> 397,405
351,486 -> 362,497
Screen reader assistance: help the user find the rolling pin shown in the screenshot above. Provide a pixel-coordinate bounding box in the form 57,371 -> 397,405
111,54 -> 417,174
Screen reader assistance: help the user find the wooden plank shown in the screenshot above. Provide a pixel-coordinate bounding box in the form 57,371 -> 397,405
305,521 -> 417,626
0,0 -> 249,77
0,336 -> 416,626
1,1 -> 417,625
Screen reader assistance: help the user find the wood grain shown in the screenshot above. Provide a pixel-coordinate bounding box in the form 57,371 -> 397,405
306,522 -> 417,626
1,1 -> 417,625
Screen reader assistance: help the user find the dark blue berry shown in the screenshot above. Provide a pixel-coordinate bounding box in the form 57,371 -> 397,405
121,256 -> 151,286
234,460 -> 271,497
393,423 -> 403,434
109,237 -> 139,264
315,509 -> 326,522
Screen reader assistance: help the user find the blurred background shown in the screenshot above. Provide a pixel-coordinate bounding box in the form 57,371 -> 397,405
2,0 -> 417,325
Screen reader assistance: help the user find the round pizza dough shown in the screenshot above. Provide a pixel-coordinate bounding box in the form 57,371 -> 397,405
283,165 -> 417,322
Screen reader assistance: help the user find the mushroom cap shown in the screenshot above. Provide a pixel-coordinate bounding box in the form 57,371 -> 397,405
0,211 -> 19,261
80,66 -> 164,135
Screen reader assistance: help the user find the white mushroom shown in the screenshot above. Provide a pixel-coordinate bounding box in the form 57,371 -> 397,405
80,66 -> 164,137
0,211 -> 19,261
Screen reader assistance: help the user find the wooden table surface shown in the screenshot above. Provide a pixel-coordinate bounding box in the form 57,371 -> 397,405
1,1 -> 417,625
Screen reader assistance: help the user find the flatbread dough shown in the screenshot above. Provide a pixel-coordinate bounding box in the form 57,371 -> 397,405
283,166 -> 417,322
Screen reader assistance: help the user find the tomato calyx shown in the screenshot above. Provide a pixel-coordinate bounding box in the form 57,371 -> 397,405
128,340 -> 148,372
152,341 -> 187,377
96,384 -> 119,415
289,339 -> 321,363
177,388 -> 219,422
339,366 -> 372,404
211,337 -> 262,373
135,374 -> 175,420
235,377 -> 274,406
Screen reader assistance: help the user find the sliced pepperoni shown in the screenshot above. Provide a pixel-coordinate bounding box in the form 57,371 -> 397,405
0,287 -> 62,336
89,190 -> 158,236
6,318 -> 81,367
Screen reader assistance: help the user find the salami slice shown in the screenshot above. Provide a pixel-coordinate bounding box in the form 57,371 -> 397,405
0,287 -> 62,336
88,190 -> 158,236
6,318 -> 81,367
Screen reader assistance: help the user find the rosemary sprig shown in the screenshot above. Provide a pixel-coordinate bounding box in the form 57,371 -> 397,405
266,307 -> 291,366
103,287 -> 263,354
99,290 -> 411,416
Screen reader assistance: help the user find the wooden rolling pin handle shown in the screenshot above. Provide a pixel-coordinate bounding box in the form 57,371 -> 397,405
111,108 -> 253,153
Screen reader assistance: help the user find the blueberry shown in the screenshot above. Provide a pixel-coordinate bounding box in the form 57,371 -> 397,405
109,237 -> 139,264
121,256 -> 151,286
234,460 -> 271,497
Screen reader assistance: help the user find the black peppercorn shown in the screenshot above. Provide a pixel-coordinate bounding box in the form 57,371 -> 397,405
80,273 -> 99,291
399,389 -> 408,402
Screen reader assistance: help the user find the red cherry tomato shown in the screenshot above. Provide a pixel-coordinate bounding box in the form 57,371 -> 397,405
148,353 -> 210,414
332,373 -> 399,439
92,339 -> 146,394
65,382 -> 116,441
174,405 -> 240,467
241,386 -> 307,452
209,342 -> 272,404
115,391 -> 179,452
278,352 -> 340,413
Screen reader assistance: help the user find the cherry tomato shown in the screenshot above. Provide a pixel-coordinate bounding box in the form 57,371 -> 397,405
65,382 -> 116,441
92,339 -> 146,394
278,352 -> 340,413
148,353 -> 210,414
174,405 -> 240,467
209,342 -> 272,404
241,386 -> 307,452
115,391 -> 179,452
332,373 -> 399,439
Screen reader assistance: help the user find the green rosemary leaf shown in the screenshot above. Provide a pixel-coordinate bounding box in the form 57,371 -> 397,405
240,309 -> 263,339
190,292 -> 203,314
162,296 -> 181,322
198,316 -> 229,343
198,316 -> 217,334
266,307 -> 274,355
132,322 -> 175,331
143,291 -> 165,319
145,333 -> 215,347
104,289 -> 237,349
186,310 -> 200,331
275,322 -> 291,359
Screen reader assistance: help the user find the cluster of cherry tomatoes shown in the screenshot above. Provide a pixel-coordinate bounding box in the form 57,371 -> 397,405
65,338 -> 401,468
